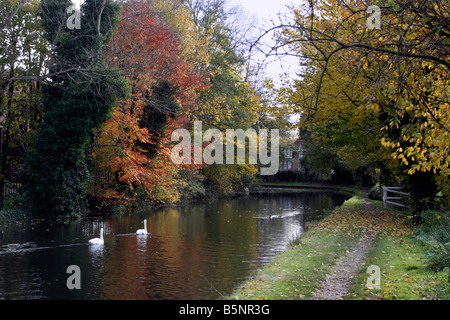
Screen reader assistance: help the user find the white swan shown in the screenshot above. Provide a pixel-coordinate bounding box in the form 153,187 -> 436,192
89,228 -> 104,245
136,219 -> 150,235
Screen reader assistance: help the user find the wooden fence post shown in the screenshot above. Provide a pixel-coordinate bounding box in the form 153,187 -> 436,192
382,186 -> 411,209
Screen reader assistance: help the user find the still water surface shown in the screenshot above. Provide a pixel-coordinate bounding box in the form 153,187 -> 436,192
0,192 -> 348,300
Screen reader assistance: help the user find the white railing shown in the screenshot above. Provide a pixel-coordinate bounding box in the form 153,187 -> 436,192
382,186 -> 410,209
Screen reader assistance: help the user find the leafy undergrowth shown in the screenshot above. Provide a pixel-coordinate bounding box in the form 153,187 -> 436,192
317,199 -> 412,238
229,193 -> 448,300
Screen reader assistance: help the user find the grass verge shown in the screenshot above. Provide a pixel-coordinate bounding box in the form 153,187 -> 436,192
228,189 -> 449,300
229,228 -> 360,300
347,231 -> 449,300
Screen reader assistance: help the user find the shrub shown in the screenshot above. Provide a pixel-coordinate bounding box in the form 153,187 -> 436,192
416,210 -> 450,280
368,183 -> 383,200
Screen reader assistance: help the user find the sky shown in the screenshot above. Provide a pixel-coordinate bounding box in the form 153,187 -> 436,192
229,0 -> 295,22
227,0 -> 301,123
227,0 -> 300,85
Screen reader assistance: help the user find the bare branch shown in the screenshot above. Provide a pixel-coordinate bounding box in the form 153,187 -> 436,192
97,0 -> 108,35
6,66 -> 122,85
0,0 -> 29,32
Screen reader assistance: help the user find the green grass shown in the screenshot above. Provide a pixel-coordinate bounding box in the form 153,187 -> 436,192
228,193 -> 365,300
228,189 -> 449,300
347,232 -> 450,300
228,228 -> 360,300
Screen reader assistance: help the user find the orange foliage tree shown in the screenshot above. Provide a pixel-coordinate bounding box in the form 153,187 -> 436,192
91,0 -> 207,204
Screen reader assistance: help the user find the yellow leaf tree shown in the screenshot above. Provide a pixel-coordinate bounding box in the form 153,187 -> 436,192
272,0 -> 449,220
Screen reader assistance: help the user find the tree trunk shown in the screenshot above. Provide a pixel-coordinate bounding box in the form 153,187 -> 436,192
408,170 -> 437,224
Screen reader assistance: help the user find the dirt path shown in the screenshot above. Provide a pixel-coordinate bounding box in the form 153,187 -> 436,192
312,230 -> 378,300
312,199 -> 378,300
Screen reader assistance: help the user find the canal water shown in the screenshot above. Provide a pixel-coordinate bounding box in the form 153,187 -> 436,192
0,191 -> 349,300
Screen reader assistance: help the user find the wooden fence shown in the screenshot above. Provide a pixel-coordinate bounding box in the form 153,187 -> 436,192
382,186 -> 410,209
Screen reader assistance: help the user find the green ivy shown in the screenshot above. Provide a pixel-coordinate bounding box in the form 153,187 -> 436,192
21,0 -> 128,218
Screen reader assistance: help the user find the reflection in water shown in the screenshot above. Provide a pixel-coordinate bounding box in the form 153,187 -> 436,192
0,192 -> 348,299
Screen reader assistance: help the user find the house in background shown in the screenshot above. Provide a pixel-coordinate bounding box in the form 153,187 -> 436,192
279,137 -> 306,173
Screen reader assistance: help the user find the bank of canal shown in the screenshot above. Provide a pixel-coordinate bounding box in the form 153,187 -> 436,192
229,188 -> 449,300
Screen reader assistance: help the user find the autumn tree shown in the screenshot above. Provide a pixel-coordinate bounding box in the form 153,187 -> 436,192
269,0 -> 449,220
92,0 -> 268,202
186,0 -> 265,194
92,0 -> 206,204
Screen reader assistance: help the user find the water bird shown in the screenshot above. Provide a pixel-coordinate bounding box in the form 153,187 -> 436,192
89,228 -> 104,245
136,219 -> 150,235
